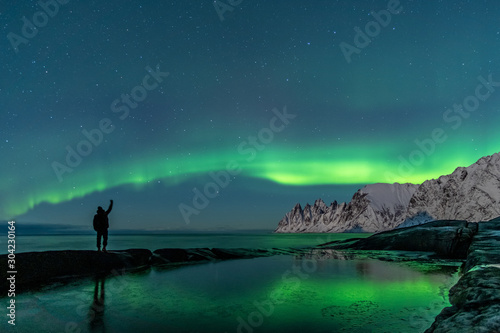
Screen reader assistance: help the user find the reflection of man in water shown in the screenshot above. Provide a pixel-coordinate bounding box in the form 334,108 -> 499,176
93,200 -> 113,252
89,275 -> 106,332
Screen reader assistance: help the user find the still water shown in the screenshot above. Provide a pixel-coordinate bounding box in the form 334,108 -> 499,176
5,251 -> 458,333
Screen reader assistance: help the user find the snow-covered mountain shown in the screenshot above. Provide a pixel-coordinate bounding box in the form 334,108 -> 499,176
275,153 -> 500,233
407,153 -> 500,222
275,183 -> 418,233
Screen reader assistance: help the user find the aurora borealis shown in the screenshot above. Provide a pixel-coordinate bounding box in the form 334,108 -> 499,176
3,0 -> 500,230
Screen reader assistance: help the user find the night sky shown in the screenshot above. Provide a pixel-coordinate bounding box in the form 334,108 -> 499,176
2,0 -> 500,231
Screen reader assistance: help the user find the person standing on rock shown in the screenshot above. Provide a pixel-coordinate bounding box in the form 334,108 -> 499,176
93,200 -> 113,252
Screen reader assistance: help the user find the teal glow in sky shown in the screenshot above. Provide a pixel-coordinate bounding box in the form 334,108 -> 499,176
2,1 -> 500,230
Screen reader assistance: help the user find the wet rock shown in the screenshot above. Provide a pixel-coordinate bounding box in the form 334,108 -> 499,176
329,220 -> 478,259
150,248 -> 297,266
449,267 -> 500,307
425,219 -> 500,332
2,247 -> 311,291
425,268 -> 500,332
150,248 -> 218,265
0,249 -> 152,291
462,221 -> 500,272
210,248 -> 274,259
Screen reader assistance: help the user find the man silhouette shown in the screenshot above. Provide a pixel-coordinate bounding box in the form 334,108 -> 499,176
93,200 -> 113,252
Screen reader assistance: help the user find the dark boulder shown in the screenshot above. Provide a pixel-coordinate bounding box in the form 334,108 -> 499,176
330,220 -> 478,259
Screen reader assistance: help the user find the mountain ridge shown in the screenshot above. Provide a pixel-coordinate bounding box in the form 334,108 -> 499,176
275,153 -> 500,233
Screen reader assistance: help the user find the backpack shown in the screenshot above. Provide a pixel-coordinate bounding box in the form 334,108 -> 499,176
93,214 -> 107,231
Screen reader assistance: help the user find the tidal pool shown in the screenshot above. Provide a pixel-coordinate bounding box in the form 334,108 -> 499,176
5,252 -> 458,333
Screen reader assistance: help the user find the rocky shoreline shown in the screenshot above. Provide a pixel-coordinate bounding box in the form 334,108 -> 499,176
0,247 -> 308,292
323,217 -> 500,332
327,219 -> 478,259
424,219 -> 500,332
2,218 -> 499,331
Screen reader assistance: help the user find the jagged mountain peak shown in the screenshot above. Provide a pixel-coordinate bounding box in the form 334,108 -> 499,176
313,198 -> 326,205
275,182 -> 417,233
476,152 -> 500,165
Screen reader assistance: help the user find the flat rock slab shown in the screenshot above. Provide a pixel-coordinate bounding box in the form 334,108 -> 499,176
1,249 -> 152,291
329,220 -> 477,259
150,247 -> 304,265
1,247 -> 310,291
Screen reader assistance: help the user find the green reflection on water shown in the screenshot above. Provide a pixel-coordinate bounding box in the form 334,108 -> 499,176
9,255 -> 458,333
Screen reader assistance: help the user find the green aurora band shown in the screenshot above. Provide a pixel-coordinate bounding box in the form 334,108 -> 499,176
3,144 -> 499,219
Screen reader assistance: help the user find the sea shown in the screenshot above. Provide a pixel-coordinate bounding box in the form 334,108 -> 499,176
1,233 -> 460,332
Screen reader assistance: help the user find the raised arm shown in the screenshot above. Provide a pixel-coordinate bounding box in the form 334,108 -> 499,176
106,200 -> 113,215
